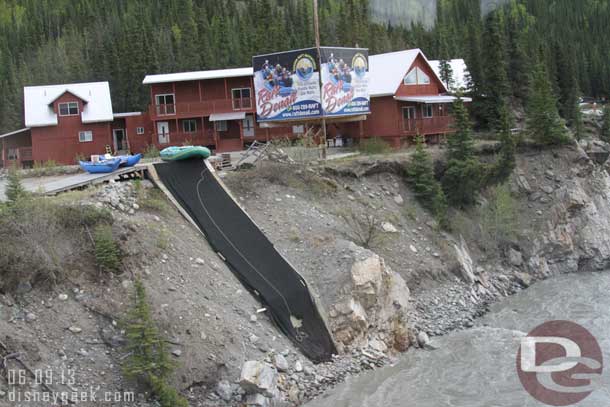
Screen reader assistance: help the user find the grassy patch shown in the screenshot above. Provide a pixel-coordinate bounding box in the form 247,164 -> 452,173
143,144 -> 160,159
358,138 -> 392,155
0,195 -> 114,292
138,188 -> 170,213
93,224 -> 122,273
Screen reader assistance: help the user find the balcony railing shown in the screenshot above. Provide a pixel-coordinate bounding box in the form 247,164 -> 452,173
402,116 -> 455,134
151,98 -> 254,119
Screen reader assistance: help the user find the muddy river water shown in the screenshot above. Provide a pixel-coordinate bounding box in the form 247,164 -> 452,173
306,272 -> 610,407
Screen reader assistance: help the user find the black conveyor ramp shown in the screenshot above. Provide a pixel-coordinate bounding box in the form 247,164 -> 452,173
154,160 -> 336,362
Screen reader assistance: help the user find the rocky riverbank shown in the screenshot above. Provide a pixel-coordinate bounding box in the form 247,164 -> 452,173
3,139 -> 610,407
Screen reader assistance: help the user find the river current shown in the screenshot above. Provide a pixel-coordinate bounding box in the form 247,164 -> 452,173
306,272 -> 610,407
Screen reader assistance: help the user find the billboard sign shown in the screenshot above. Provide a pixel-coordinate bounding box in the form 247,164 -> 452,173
320,47 -> 370,117
253,48 -> 322,122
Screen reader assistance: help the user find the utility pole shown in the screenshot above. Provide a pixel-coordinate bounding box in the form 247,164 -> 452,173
312,0 -> 327,159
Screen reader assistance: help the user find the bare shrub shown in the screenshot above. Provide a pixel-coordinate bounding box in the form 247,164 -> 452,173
337,210 -> 385,249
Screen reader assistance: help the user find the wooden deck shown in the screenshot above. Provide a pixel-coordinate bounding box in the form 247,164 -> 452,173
42,164 -> 148,195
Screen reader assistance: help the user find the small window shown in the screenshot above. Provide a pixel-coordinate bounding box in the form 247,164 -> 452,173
59,101 -> 79,116
292,125 -> 305,134
182,119 -> 197,133
422,105 -> 434,118
79,130 -> 93,142
136,127 -> 145,135
232,88 -> 252,109
215,120 -> 228,132
7,148 -> 18,160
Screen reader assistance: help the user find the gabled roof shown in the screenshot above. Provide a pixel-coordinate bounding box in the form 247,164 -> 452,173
368,48 -> 447,97
24,82 -> 114,128
429,59 -> 470,92
142,67 -> 254,85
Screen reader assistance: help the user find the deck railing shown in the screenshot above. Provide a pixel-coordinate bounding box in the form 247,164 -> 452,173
151,98 -> 254,119
402,116 -> 455,134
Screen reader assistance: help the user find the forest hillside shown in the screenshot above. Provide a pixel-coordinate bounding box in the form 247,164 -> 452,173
0,0 -> 608,133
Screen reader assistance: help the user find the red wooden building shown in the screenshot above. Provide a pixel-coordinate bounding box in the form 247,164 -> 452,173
142,48 -> 469,152
328,50 -> 471,148
0,49 -> 470,168
0,82 -> 150,167
141,68 -> 297,153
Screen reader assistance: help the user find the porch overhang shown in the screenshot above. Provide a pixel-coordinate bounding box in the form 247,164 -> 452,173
394,95 -> 472,103
0,128 -> 31,139
209,112 -> 246,121
258,114 -> 368,128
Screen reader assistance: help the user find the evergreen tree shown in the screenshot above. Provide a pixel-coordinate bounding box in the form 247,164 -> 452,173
407,135 -> 447,226
437,26 -> 453,91
601,105 -> 610,143
479,11 -> 511,130
443,96 -> 484,207
487,103 -> 516,185
526,59 -> 570,145
124,280 -> 187,407
5,167 -> 28,204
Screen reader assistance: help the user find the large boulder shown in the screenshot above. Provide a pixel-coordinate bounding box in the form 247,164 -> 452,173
328,243 -> 411,353
239,361 -> 277,397
452,236 -> 476,284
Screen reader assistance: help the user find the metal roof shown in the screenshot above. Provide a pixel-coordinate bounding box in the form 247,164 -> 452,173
142,67 -> 254,85
209,112 -> 246,121
113,112 -> 142,118
368,49 -> 448,97
23,82 -> 114,127
395,95 -> 472,103
0,128 -> 30,139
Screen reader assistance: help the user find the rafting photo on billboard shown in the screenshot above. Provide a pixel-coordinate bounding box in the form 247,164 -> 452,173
253,48 -> 322,122
320,47 -> 370,117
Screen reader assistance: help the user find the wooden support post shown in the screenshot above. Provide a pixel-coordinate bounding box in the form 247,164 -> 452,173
313,0 -> 327,160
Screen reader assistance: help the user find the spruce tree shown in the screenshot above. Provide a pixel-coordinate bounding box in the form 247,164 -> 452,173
526,60 -> 570,145
480,11 -> 510,130
124,280 -> 187,407
443,96 -> 484,207
487,102 -> 516,185
5,167 -> 28,204
407,135 -> 447,226
602,105 -> 610,143
437,26 -> 453,91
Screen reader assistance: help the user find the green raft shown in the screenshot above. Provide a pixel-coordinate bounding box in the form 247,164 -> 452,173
160,146 -> 211,161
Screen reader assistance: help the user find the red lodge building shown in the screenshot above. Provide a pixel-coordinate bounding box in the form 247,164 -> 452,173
0,49 -> 469,167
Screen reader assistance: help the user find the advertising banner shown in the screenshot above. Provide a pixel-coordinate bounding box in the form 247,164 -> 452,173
319,47 -> 370,117
253,48 -> 322,122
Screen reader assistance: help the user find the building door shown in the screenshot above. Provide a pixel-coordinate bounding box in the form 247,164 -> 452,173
157,121 -> 170,144
242,115 -> 255,138
113,129 -> 126,152
402,106 -> 416,131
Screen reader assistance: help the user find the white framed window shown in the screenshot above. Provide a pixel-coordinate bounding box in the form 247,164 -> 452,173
59,101 -> 79,116
215,120 -> 228,132
136,127 -> 145,135
402,106 -> 416,120
155,94 -> 175,115
182,119 -> 197,133
292,125 -> 305,134
422,104 -> 434,118
404,69 -> 418,85
232,88 -> 252,109
78,130 -> 93,142
404,67 -> 431,86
